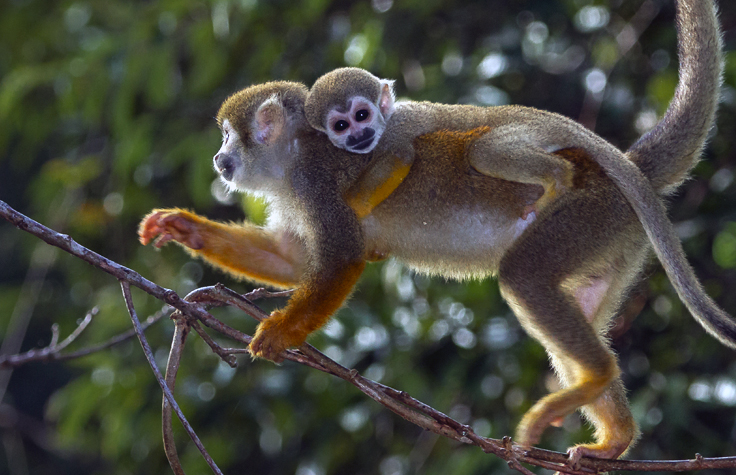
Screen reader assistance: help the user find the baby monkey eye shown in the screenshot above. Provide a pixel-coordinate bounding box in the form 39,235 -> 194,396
355,109 -> 370,122
334,120 -> 349,132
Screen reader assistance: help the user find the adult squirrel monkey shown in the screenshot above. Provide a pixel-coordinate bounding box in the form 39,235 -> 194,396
138,0 -> 730,465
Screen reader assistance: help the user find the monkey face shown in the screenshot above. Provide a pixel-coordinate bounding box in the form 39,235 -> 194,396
213,119 -> 249,189
326,97 -> 386,154
213,117 -> 291,195
214,81 -> 309,195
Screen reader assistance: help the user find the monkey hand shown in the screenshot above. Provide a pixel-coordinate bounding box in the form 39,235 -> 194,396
249,310 -> 309,363
138,209 -> 205,250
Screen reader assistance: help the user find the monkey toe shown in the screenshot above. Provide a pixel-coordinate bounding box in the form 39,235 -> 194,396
248,336 -> 286,363
566,440 -> 629,469
249,313 -> 300,363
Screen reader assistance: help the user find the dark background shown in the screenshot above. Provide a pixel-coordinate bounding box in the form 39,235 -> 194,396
1,0 -> 735,474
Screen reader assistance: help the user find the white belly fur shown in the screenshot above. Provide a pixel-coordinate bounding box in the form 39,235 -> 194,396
362,206 -> 536,280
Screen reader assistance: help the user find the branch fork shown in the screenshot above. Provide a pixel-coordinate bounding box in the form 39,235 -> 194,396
2,199 -> 735,474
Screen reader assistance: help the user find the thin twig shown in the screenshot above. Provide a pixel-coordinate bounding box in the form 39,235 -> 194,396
0,308 -> 97,368
163,317 -> 191,475
0,309 -> 167,368
120,281 -> 222,475
244,288 -> 294,300
48,325 -> 60,349
0,200 -> 229,337
186,316 -> 238,368
181,285 -> 331,372
0,191 -> 78,403
3,200 -> 736,473
57,310 -> 95,348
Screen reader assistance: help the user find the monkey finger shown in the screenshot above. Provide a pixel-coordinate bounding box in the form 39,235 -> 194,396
153,233 -> 175,248
521,204 -> 537,221
138,211 -> 167,245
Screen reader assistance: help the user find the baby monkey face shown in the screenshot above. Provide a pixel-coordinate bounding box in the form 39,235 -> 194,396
326,97 -> 385,154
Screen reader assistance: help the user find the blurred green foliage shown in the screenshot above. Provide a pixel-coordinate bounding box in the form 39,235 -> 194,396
1,0 -> 735,474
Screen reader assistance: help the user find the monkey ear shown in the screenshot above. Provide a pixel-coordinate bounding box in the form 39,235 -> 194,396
379,81 -> 396,118
254,96 -> 286,145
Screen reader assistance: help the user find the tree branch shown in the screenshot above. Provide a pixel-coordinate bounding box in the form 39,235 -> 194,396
120,281 -> 222,475
2,198 -> 735,474
163,316 -> 191,475
0,307 -> 168,368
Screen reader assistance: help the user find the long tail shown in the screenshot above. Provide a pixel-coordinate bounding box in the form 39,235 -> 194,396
591,0 -> 736,348
626,0 -> 723,195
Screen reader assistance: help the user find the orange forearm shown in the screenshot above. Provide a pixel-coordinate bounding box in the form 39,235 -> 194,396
249,259 -> 366,360
139,208 -> 305,288
188,219 -> 304,287
282,260 -> 366,333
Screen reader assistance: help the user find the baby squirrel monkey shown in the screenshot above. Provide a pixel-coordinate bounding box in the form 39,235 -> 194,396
139,0 -> 731,466
305,68 -> 572,215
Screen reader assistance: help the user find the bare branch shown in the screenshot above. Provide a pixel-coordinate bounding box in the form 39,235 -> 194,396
120,281 -> 222,475
0,308 -> 97,368
0,191 -> 79,404
48,324 -> 60,349
0,200 -> 226,333
0,308 -> 168,368
2,199 -> 736,474
187,317 -> 238,368
244,288 -> 294,300
163,317 -> 191,475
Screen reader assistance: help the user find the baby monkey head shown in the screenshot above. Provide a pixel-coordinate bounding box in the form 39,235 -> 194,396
306,68 -> 396,154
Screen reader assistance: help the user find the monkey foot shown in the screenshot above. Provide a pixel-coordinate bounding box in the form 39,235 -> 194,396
565,441 -> 628,471
249,310 -> 308,363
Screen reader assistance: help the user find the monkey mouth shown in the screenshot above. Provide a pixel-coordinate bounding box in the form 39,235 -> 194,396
346,127 -> 376,152
351,137 -> 375,151
218,167 -> 233,181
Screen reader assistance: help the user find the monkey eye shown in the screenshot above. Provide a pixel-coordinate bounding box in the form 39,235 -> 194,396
334,120 -> 349,132
355,109 -> 370,122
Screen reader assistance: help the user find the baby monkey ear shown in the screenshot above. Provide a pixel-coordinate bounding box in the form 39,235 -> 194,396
253,95 -> 286,145
379,80 -> 396,118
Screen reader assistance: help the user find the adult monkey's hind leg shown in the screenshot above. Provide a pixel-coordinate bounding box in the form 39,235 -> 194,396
497,186 -> 645,462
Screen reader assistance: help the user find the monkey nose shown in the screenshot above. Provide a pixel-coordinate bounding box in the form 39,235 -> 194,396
346,128 -> 376,150
214,153 -> 235,181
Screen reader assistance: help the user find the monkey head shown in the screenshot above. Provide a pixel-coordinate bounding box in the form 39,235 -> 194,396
214,81 -> 309,194
306,68 -> 396,154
